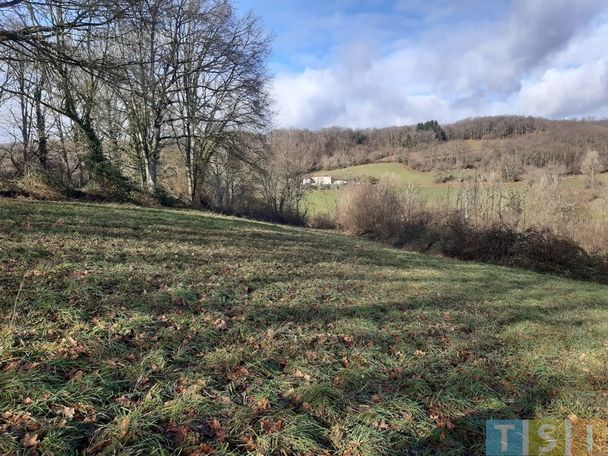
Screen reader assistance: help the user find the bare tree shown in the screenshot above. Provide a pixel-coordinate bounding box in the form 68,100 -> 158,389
171,0 -> 271,204
0,0 -> 272,203
0,49 -> 49,175
0,0 -> 133,189
581,150 -> 601,185
0,1 -> 132,56
259,130 -> 310,220
113,0 -> 182,192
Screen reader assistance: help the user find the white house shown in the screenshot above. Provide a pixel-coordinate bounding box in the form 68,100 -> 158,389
303,176 -> 348,188
303,176 -> 333,186
313,176 -> 333,186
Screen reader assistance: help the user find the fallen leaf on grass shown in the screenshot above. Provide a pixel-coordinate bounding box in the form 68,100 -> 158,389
58,337 -> 89,359
3,411 -> 32,428
187,444 -> 214,455
340,335 -> 354,348
242,434 -> 257,451
166,425 -> 189,445
59,406 -> 75,420
254,398 -> 270,413
22,433 -> 39,448
212,319 -> 227,331
292,369 -> 312,382
374,420 -> 390,430
118,415 -> 130,438
262,418 -> 284,434
304,351 -> 318,361
201,419 -> 226,442
70,270 -> 90,279
430,413 -> 455,430
69,370 -> 84,381
218,395 -> 232,405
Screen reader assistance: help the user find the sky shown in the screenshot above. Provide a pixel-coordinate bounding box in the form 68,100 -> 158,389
235,0 -> 608,129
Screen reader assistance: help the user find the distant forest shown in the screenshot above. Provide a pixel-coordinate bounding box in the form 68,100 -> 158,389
282,116 -> 608,177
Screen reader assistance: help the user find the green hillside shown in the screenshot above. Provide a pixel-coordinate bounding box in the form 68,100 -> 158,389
304,162 -> 608,215
1,199 -> 607,455
305,163 -> 461,214
312,163 -> 439,186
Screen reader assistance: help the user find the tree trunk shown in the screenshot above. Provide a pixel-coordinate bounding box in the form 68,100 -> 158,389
144,154 -> 158,193
79,120 -> 117,188
34,82 -> 48,169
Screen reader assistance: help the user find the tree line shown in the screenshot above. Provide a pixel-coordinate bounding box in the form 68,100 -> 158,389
1,1 -> 607,222
263,117 -> 608,177
0,0 -> 287,210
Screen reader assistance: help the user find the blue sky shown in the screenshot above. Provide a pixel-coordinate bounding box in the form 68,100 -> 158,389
235,0 -> 608,129
236,0 -> 510,73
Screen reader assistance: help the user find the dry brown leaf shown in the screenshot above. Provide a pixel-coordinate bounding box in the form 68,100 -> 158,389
118,415 -> 130,438
167,425 -> 189,444
304,351 -> 318,361
61,406 -> 75,420
375,420 -> 389,430
242,433 -> 257,451
262,418 -> 284,434
340,335 -> 354,348
70,370 -> 84,381
22,433 -> 39,448
187,444 -> 214,456
254,398 -> 270,412
292,369 -> 311,381
218,395 -> 232,405
207,418 -> 226,442
213,319 -> 228,331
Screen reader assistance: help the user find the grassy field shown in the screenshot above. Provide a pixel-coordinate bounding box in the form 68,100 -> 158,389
311,163 -> 441,186
305,163 -> 462,214
304,162 -> 608,215
1,198 -> 608,455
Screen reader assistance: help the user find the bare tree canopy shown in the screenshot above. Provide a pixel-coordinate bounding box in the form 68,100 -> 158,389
0,0 -> 272,200
0,1 -> 133,42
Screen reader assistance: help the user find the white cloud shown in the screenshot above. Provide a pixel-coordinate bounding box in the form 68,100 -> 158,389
270,0 -> 608,128
519,59 -> 608,117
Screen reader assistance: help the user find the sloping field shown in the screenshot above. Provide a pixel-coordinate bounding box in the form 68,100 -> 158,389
312,163 -> 439,186
305,162 -> 608,215
306,163 -> 461,214
1,199 -> 607,455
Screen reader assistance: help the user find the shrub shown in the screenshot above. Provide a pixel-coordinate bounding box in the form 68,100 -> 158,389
13,171 -> 66,200
238,202 -> 308,226
337,183 -> 403,240
440,213 -> 608,283
337,181 -> 436,247
307,213 -> 337,230
434,173 -> 456,184
337,180 -> 608,284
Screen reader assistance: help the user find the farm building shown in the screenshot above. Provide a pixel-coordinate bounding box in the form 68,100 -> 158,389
303,176 -> 347,188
